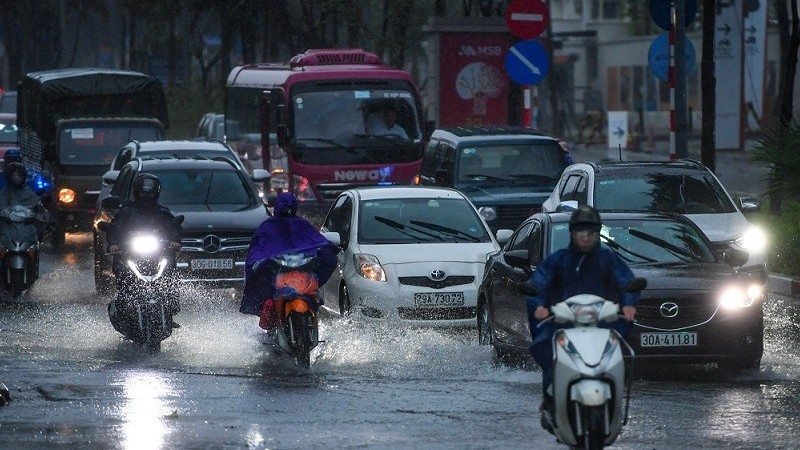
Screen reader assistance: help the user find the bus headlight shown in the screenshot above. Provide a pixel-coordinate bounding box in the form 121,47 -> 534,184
478,206 -> 497,222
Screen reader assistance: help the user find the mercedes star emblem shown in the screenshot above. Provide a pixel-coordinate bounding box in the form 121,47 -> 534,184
203,235 -> 222,253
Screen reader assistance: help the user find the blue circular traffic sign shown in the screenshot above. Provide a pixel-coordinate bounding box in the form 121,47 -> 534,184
504,39 -> 550,85
649,0 -> 697,31
647,33 -> 697,82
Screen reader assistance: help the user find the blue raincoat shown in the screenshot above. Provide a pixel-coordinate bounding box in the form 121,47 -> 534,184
239,193 -> 339,315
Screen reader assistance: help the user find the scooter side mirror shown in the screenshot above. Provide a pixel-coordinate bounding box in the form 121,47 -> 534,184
97,221 -> 110,232
173,215 -> 185,226
625,277 -> 648,292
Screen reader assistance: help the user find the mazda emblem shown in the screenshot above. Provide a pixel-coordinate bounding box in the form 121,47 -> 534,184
203,235 -> 221,253
659,302 -> 679,318
429,269 -> 446,281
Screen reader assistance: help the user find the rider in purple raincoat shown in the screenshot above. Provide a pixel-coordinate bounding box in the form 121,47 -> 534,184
240,193 -> 339,330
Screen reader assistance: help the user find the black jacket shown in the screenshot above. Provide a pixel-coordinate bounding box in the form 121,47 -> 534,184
107,201 -> 182,247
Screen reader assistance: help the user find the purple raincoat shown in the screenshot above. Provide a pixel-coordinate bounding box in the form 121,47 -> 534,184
239,193 -> 340,315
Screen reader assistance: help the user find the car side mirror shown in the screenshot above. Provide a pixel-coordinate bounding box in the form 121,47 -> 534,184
722,248 -> 749,267
322,231 -> 341,246
251,168 -> 271,183
266,194 -> 277,207
625,277 -> 648,293
555,200 -> 578,212
504,249 -> 531,273
102,170 -> 120,185
101,196 -> 121,210
738,196 -> 761,213
495,229 -> 514,245
434,168 -> 451,185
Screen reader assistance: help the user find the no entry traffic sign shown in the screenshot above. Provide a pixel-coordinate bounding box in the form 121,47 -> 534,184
505,0 -> 549,40
504,40 -> 550,85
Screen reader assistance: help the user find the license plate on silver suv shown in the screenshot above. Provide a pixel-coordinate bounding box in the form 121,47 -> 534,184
190,258 -> 234,270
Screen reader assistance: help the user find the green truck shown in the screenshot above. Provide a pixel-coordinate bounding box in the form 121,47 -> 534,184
16,68 -> 169,246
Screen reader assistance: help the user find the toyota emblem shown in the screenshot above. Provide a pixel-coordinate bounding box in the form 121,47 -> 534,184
429,269 -> 446,281
203,235 -> 221,253
659,302 -> 679,318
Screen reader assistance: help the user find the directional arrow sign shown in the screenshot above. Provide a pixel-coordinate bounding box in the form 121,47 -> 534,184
504,39 -> 550,85
613,127 -> 625,138
505,0 -> 549,40
718,23 -> 732,35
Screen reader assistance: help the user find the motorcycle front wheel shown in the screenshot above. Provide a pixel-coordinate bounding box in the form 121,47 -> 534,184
580,405 -> 607,450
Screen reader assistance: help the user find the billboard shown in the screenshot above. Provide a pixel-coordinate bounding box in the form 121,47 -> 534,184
439,33 -> 511,127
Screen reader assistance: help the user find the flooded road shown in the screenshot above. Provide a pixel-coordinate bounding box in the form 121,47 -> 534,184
1,234 -> 800,449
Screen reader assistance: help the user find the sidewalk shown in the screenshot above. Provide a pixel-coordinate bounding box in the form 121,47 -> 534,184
768,274 -> 800,298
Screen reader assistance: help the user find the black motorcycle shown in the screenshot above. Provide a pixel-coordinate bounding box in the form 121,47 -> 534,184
0,205 -> 41,299
98,218 -> 183,352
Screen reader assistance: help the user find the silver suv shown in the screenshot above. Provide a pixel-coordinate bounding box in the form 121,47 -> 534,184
541,159 -> 767,282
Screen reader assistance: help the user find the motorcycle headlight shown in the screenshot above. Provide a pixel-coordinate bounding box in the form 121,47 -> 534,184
130,235 -> 161,255
570,302 -> 603,325
719,284 -> 762,309
735,226 -> 766,253
354,253 -> 386,282
478,206 -> 497,222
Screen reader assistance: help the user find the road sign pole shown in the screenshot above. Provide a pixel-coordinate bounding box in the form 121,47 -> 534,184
669,7 -> 676,160
675,0 -> 689,159
523,87 -> 531,127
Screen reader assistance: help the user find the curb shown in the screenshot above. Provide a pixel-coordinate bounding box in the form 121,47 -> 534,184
768,273 -> 800,298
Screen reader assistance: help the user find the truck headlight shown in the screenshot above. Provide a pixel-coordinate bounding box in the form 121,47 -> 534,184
478,206 -> 497,222
58,188 -> 76,204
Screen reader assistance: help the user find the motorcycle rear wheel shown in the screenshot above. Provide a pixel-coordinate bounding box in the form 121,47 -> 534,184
10,268 -> 25,298
287,312 -> 312,368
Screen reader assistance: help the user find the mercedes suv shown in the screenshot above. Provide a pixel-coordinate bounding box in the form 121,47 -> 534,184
93,156 -> 270,293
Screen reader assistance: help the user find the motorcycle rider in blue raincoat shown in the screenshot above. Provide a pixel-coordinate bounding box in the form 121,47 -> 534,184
240,192 -> 339,341
0,148 -> 54,198
525,205 -> 639,413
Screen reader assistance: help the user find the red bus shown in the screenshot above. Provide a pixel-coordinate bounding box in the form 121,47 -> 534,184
225,49 -> 425,218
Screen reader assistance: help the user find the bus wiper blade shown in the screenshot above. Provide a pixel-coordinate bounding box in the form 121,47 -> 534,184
295,137 -> 355,152
410,220 -> 481,242
352,133 -> 405,146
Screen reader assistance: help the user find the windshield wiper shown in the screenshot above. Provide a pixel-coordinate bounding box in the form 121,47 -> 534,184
373,216 -> 443,242
599,234 -> 656,263
410,220 -> 481,242
506,174 -> 557,185
628,229 -> 702,262
352,133 -> 406,147
295,137 -> 355,152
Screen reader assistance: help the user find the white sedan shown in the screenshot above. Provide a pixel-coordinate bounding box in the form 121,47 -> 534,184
319,186 -> 503,328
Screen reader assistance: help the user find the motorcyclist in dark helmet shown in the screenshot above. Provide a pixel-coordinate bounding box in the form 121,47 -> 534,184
0,149 -> 52,239
525,205 -> 640,415
240,192 -> 339,343
106,173 -> 183,330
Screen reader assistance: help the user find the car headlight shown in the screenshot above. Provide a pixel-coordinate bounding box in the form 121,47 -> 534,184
354,253 -> 386,282
130,235 -> 161,255
478,206 -> 497,222
719,284 -> 763,309
735,226 -> 766,253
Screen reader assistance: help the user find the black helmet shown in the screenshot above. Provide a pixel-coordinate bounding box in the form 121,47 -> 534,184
3,148 -> 22,172
569,205 -> 602,232
132,173 -> 161,205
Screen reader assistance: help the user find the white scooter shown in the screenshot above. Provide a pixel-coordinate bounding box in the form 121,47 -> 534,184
526,278 -> 646,450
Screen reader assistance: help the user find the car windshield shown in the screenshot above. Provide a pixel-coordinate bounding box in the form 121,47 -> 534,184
549,218 -> 716,264
153,169 -> 255,209
0,122 -> 17,144
140,150 -> 237,163
456,142 -> 567,187
358,197 -> 491,244
594,172 -> 737,214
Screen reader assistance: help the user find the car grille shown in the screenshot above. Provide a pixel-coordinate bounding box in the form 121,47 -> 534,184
397,307 -> 476,321
398,276 -> 475,289
180,234 -> 251,254
497,205 -> 539,222
635,295 -> 718,330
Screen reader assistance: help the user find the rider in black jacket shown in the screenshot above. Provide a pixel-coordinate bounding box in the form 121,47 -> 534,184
106,173 -> 182,329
